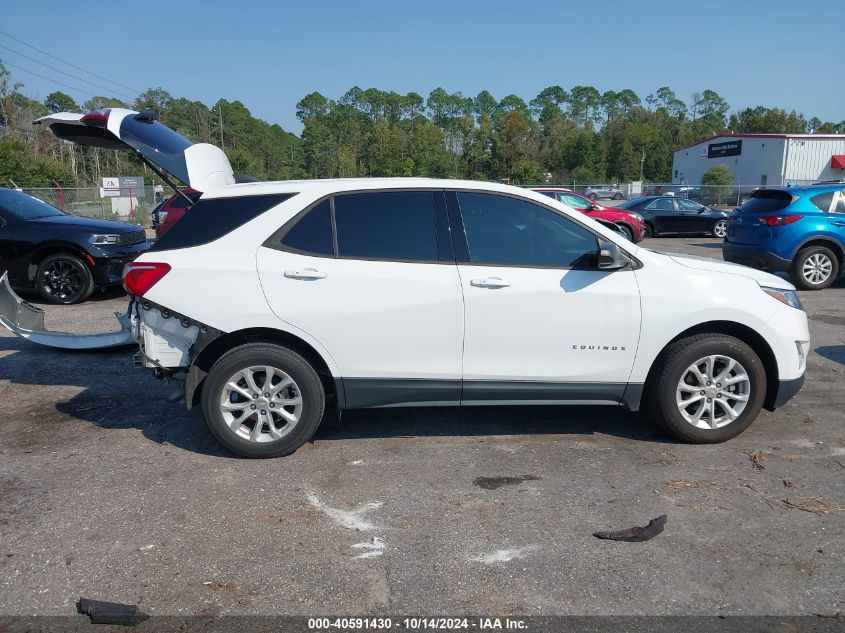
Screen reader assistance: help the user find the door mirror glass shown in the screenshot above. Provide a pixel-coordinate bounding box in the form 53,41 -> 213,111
598,241 -> 629,270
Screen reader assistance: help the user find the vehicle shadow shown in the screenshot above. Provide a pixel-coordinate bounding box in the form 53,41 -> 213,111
0,336 -> 675,457
815,345 -> 845,367
686,241 -> 723,249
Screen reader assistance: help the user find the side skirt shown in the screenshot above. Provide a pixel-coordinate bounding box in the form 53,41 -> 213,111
341,378 -> 641,410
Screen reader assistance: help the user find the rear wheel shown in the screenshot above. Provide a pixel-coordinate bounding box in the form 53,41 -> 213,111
712,219 -> 728,239
589,193 -> 597,201
644,222 -> 656,238
646,334 -> 766,443
616,223 -> 635,242
35,253 -> 94,304
201,343 -> 325,457
613,192 -> 623,200
790,246 -> 838,290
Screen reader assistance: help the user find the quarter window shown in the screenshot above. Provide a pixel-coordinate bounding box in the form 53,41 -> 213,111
280,199 -> 334,256
334,191 -> 439,262
457,192 -> 598,268
811,192 -> 835,213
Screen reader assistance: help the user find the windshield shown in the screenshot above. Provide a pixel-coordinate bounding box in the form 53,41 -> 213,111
0,188 -> 65,219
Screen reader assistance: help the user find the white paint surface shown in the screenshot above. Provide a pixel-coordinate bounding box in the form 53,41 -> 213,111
306,492 -> 382,531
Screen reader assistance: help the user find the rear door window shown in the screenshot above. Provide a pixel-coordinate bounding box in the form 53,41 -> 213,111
334,191 -> 439,262
150,193 -> 294,251
646,198 -> 675,212
737,190 -> 793,213
279,199 -> 334,256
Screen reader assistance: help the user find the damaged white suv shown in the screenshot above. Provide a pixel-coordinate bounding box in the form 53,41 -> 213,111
2,109 -> 809,457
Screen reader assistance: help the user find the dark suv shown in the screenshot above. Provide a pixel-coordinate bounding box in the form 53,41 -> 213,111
0,188 -> 149,304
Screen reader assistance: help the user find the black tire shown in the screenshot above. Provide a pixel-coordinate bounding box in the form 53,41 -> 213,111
201,343 -> 326,458
616,223 -> 635,242
789,245 -> 839,291
711,219 -> 728,239
35,253 -> 94,305
613,192 -> 623,200
644,222 -> 656,238
589,193 -> 597,201
645,333 -> 766,443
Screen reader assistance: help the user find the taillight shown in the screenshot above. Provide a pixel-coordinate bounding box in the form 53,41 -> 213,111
122,262 -> 171,296
758,215 -> 802,226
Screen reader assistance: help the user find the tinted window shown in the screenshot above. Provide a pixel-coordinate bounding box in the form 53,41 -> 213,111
457,192 -> 598,268
119,116 -> 193,185
646,198 -> 675,211
835,192 -> 845,214
537,191 -> 556,199
810,192 -> 835,213
737,190 -> 792,213
151,193 -> 294,251
280,199 -> 334,256
334,191 -> 438,261
677,199 -> 703,211
617,197 -> 649,209
0,189 -> 65,219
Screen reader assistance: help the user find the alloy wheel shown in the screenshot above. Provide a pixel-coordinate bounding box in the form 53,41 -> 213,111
713,220 -> 728,238
41,258 -> 84,301
219,365 -> 303,443
802,253 -> 833,285
675,354 -> 751,429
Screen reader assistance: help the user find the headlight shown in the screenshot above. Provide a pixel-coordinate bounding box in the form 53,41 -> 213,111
91,234 -> 121,245
761,286 -> 804,310
632,213 -> 644,222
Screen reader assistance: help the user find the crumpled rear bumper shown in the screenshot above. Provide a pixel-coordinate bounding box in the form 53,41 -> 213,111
0,271 -> 134,350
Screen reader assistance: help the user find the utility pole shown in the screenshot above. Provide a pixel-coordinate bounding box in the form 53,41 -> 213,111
639,149 -> 646,182
217,105 -> 224,150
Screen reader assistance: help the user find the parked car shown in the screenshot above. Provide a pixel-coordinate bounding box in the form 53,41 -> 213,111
617,196 -> 730,238
723,184 -> 845,290
16,108 -> 808,458
0,187 -> 149,304
532,188 -> 646,242
584,185 -> 626,200
154,188 -> 201,238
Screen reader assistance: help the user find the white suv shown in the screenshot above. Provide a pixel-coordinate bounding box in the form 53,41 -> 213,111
21,110 -> 809,457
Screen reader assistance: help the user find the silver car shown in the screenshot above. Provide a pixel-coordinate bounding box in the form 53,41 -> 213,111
584,185 -> 626,201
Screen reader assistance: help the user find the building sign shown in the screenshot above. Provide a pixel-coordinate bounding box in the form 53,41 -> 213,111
708,140 -> 742,158
100,177 -> 145,198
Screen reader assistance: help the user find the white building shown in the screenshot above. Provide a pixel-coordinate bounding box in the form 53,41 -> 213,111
672,134 -> 845,187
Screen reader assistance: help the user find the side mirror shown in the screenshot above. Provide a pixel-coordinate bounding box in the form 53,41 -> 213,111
598,241 -> 629,270
589,203 -> 599,211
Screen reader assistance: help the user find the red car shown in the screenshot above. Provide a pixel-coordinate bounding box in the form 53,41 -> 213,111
152,188 -> 200,238
532,188 -> 646,242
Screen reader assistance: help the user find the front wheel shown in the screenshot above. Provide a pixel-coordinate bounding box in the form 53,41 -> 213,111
613,193 -> 623,200
646,333 -> 766,443
712,219 -> 728,239
790,245 -> 839,290
201,343 -> 326,457
35,253 -> 94,304
616,223 -> 635,242
644,222 -> 656,238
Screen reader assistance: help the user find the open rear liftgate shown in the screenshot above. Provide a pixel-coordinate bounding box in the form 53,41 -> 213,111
0,272 -> 133,350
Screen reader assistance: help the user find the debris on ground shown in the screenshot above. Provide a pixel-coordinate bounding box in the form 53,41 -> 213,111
473,474 -> 541,490
666,480 -> 711,490
593,514 -> 667,542
781,497 -> 844,516
783,479 -> 793,487
77,598 -> 149,626
745,451 -> 768,470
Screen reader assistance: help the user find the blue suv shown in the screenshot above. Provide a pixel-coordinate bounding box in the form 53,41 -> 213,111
723,183 -> 845,290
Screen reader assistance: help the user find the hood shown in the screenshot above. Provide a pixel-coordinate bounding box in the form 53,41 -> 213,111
32,214 -> 144,233
35,109 -> 235,193
668,252 -> 794,289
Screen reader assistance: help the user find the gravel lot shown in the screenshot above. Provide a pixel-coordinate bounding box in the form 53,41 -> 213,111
1,237 -> 843,619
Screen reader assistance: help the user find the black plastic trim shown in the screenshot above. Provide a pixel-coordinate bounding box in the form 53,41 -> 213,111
766,375 -> 805,411
342,378 -> 460,409
461,380 -> 626,402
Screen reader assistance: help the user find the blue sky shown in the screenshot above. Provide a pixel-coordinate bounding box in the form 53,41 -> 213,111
2,0 -> 842,133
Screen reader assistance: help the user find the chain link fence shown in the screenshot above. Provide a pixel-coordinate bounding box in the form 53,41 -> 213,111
528,182 -> 780,208
21,186 -> 158,227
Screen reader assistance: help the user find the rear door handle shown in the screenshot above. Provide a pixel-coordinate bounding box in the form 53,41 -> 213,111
284,268 -> 326,280
832,221 -> 845,227
470,277 -> 511,289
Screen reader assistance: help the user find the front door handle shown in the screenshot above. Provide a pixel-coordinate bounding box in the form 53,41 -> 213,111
284,268 -> 326,280
470,277 -> 511,289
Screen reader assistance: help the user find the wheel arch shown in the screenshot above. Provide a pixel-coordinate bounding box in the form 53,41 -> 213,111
642,320 -> 779,411
791,236 -> 844,268
26,242 -> 94,283
186,327 -> 343,411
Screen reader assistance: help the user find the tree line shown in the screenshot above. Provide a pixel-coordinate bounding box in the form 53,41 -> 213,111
1,60 -> 842,188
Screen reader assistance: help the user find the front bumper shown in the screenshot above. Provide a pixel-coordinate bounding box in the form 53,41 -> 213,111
766,375 -> 805,411
90,241 -> 151,287
722,242 -> 791,272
